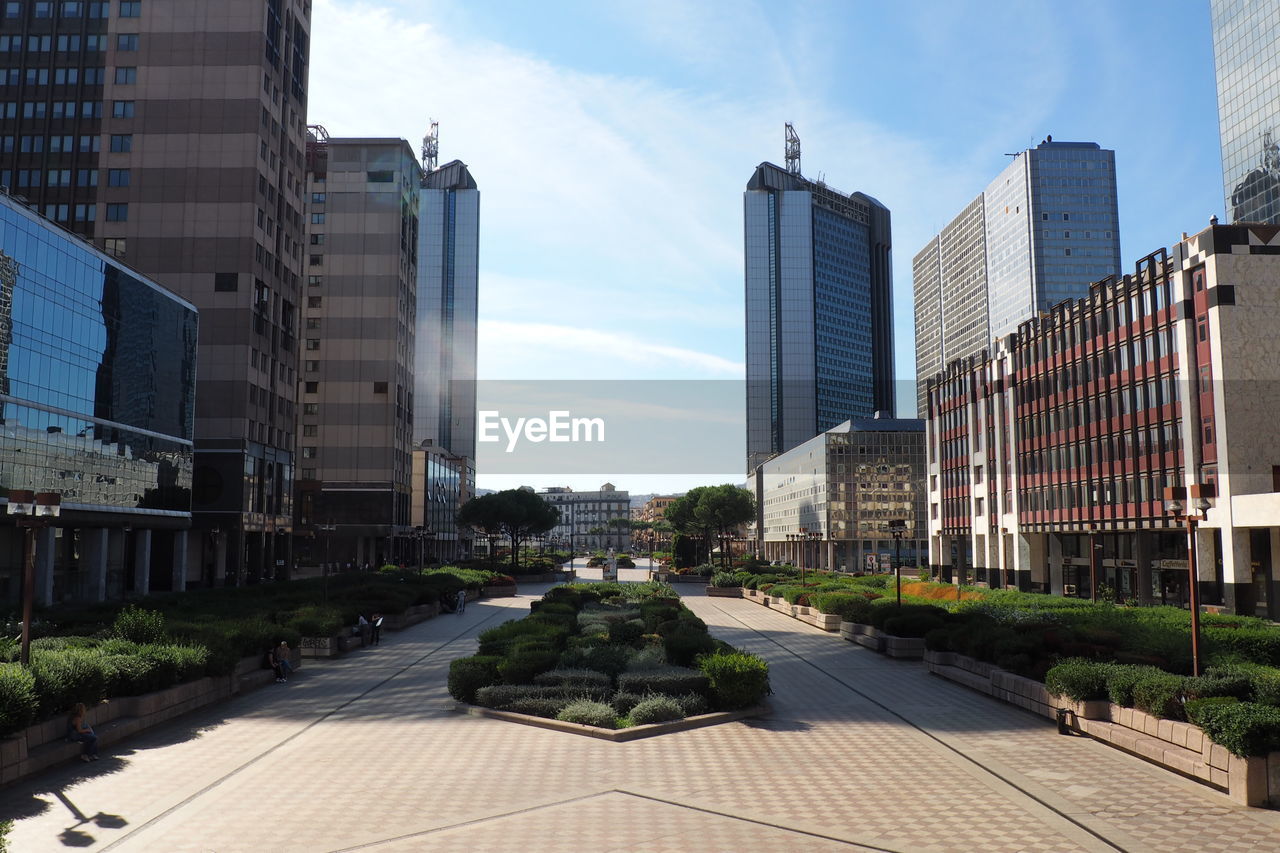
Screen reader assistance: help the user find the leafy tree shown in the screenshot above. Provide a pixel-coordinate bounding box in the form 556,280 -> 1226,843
666,485 -> 755,569
458,490 -> 560,573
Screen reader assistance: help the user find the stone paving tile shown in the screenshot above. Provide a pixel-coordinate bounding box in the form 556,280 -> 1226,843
4,584 -> 1280,853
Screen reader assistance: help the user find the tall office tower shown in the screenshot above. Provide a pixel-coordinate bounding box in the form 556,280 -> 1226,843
297,135 -> 420,568
415,154 -> 478,464
1211,0 -> 1280,224
0,0 -> 312,583
913,139 -> 1120,415
744,154 -> 894,475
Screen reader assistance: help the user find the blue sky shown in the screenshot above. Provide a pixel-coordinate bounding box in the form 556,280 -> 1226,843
310,0 -> 1225,492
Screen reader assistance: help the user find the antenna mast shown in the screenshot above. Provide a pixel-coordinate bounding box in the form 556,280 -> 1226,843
421,119 -> 439,174
785,122 -> 801,176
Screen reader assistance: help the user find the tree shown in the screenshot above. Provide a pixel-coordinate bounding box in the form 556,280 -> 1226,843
458,489 -> 560,573
666,485 -> 755,569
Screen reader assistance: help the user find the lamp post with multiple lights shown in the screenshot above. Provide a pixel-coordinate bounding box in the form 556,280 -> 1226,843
1163,484 -> 1214,677
7,489 -> 62,666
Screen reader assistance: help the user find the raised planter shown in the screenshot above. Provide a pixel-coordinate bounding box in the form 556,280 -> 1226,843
456,703 -> 767,741
883,634 -> 926,660
839,620 -> 866,640
705,586 -> 743,598
483,584 -> 518,598
300,635 -> 341,658
799,610 -> 841,631
667,574 -> 711,585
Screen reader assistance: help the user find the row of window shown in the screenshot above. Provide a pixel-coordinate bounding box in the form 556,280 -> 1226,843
2,1 -> 138,19
0,96 -> 130,117
0,66 -> 107,85
0,33 -> 134,52
0,132 -> 128,153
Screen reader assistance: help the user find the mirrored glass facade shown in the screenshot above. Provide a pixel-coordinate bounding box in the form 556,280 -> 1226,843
1212,0 -> 1280,224
0,192 -> 197,513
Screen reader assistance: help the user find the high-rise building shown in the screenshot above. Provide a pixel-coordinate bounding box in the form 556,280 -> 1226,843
295,135 -> 420,569
415,158 -> 479,464
1,190 -> 198,603
1211,0 -> 1280,224
0,0 -> 312,584
744,159 -> 894,474
913,140 -> 1120,416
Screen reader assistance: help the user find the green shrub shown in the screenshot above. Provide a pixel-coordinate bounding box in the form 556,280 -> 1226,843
1045,659 -> 1112,702
698,651 -> 770,710
608,619 -> 645,646
867,603 -> 946,630
558,644 -> 633,678
1185,696 -> 1240,727
448,655 -> 503,703
673,692 -> 709,716
710,572 -> 741,588
504,696 -> 572,718
1204,626 -> 1280,667
809,593 -> 874,623
112,605 -> 167,644
0,663 -> 38,736
474,684 -> 607,709
1248,667 -> 1280,706
101,654 -> 163,696
1184,670 -> 1254,702
663,626 -> 715,667
29,648 -> 109,717
286,605 -> 344,638
625,645 -> 667,672
617,667 -> 708,696
610,691 -> 644,715
629,695 -> 684,725
882,612 -> 948,639
477,620 -> 567,656
1104,664 -> 1166,707
555,699 -> 616,728
1193,701 -> 1280,757
1132,672 -> 1188,719
498,649 -> 559,685
532,669 -> 612,690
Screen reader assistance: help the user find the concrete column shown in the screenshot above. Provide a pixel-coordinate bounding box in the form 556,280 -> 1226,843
1195,526 -> 1219,607
34,526 -> 56,606
1019,532 -> 1045,592
133,529 -> 152,595
826,540 -> 835,572
214,532 -> 228,587
172,530 -> 188,593
1218,526 -> 1251,614
1047,533 -> 1064,596
1135,530 -> 1154,605
83,527 -> 108,602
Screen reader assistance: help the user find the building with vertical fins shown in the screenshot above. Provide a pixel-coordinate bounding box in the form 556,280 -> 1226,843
412,138 -> 479,561
913,139 -> 1121,416
0,0 -> 311,586
1211,0 -> 1280,224
744,129 -> 894,474
296,134 -> 420,569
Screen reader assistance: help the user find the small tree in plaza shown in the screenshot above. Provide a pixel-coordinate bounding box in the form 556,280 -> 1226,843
458,490 -> 560,573
667,485 -> 755,569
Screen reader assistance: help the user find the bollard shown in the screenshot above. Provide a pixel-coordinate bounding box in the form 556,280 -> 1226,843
1056,707 -> 1071,735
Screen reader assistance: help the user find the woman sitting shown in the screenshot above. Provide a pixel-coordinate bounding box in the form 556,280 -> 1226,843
67,702 -> 99,762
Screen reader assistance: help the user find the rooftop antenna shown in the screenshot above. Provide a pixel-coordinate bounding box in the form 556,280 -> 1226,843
421,119 -> 439,174
785,122 -> 801,176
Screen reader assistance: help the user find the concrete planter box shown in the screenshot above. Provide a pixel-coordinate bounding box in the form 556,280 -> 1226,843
483,584 -> 518,598
300,636 -> 341,658
802,611 -> 842,631
839,620 -> 868,641
667,574 -> 710,584
706,586 -> 743,598
883,635 -> 926,659
853,626 -> 884,653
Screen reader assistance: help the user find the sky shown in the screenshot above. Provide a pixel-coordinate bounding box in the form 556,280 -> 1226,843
308,0 -> 1226,495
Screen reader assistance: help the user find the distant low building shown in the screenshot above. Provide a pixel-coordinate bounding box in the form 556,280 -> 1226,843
541,483 -> 631,552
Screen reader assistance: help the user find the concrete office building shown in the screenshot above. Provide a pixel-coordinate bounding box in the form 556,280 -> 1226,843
294,135 -> 421,569
0,0 -> 313,583
541,484 -> 631,553
0,190 -> 198,604
1211,0 -> 1280,224
925,223 -> 1280,617
753,415 -> 926,572
744,160 -> 894,474
914,140 -> 1120,416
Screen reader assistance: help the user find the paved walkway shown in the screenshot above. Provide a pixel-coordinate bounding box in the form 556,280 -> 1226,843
3,587 -> 1279,852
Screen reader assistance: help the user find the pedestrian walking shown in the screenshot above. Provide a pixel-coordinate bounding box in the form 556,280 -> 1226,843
455,588 -> 466,614
276,641 -> 293,681
371,613 -> 383,645
67,702 -> 99,762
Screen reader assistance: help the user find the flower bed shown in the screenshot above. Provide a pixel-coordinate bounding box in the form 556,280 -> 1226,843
448,582 -> 770,733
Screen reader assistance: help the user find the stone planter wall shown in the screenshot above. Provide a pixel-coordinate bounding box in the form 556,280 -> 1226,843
667,574 -> 710,585
0,651 -> 299,786
705,586 -> 743,598
483,584 -> 518,598
926,649 -> 1280,808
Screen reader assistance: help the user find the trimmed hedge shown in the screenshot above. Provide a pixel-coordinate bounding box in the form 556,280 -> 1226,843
1045,659 -> 1111,702
698,651 -> 770,710
1191,701 -> 1280,757
617,667 -> 708,696
448,655 -> 503,703
810,593 -> 874,623
1132,672 -> 1188,720
532,669 -> 612,690
0,663 -> 38,737
556,699 -> 616,728
629,695 -> 684,725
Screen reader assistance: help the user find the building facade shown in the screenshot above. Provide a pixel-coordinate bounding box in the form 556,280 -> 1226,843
415,158 -> 478,464
1212,0 -> 1280,224
744,161 -> 893,473
410,444 -> 468,564
925,223 -> 1280,617
540,483 -> 631,553
0,0 -> 313,584
914,140 -> 1121,415
293,135 -> 420,569
0,190 -> 197,604
754,415 -> 926,572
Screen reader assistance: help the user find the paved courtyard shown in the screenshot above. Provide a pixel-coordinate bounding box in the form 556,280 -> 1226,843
3,585 -> 1280,852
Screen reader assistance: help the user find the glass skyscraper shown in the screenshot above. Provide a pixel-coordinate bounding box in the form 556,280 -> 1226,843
914,140 -> 1120,415
1211,0 -> 1280,224
744,161 -> 894,474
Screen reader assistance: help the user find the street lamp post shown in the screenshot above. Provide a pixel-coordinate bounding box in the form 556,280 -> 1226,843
8,490 -> 62,666
1164,484 -> 1214,677
889,519 -> 906,609
318,522 -> 336,604
1087,523 -> 1102,603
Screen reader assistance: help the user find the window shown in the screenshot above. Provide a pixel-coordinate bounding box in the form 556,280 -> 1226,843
309,254 -> 321,266
116,33 -> 137,51
34,2 -> 52,17
83,66 -> 104,82
85,34 -> 104,50
310,212 -> 324,224
304,360 -> 319,372
113,67 -> 136,84
303,403 -> 318,415
307,296 -> 321,308
56,34 -> 81,51
373,381 -> 388,394
1203,419 -> 1213,445
305,338 -> 320,350
105,203 -> 128,221
107,168 -> 129,186
214,272 -> 238,292
306,317 -> 320,330
112,100 -> 135,118
975,498 -> 984,516
304,381 -> 318,394
1197,317 -> 1208,342
1063,212 -> 1070,221
74,203 -> 95,222
307,275 -> 322,287
302,424 -> 317,437
309,233 -> 324,245
301,447 -> 316,459
61,1 -> 83,15
104,237 -> 125,258
76,168 -> 98,186
118,0 -> 139,16
3,4 -> 19,19
311,192 -> 325,204
367,170 -> 394,183
109,133 -> 131,152
25,68 -> 50,85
